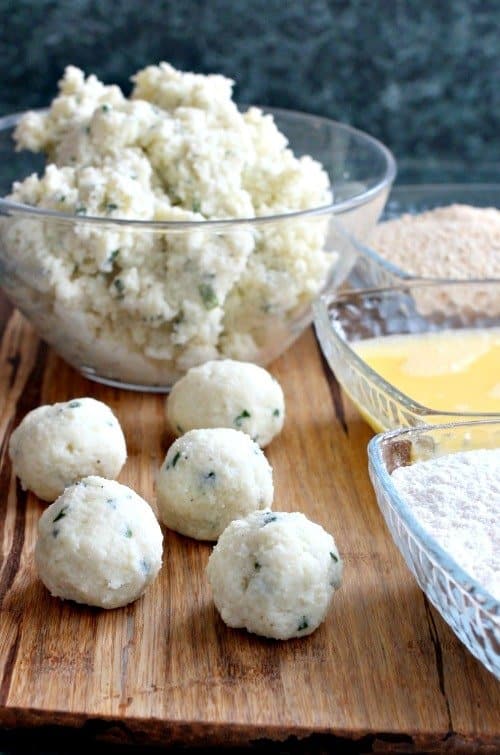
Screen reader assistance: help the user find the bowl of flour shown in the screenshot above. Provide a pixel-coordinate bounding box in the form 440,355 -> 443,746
0,63 -> 395,390
368,419 -> 500,679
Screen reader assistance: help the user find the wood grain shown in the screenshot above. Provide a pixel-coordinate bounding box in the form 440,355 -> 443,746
0,302 -> 498,751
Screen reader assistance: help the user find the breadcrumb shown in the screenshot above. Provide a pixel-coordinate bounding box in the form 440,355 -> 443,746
369,204 -> 500,279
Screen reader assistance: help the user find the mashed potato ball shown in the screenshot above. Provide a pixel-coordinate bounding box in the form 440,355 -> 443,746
167,360 -> 285,447
9,397 -> 127,501
206,509 -> 343,640
157,428 -> 273,541
35,476 -> 163,608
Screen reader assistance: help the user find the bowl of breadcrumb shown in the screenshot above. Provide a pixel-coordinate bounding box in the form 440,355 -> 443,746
359,184 -> 500,281
368,419 -> 500,679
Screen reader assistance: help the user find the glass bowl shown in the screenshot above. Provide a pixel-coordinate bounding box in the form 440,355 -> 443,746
314,279 -> 500,431
0,108 -> 395,392
368,420 -> 500,678
354,183 -> 500,282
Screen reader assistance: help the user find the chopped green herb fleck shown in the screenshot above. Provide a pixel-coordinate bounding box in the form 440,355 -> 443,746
146,313 -> 164,323
234,409 -> 251,427
53,506 -> 68,523
297,616 -> 309,632
204,471 -> 216,482
59,195 -> 66,202
68,400 -> 81,408
106,498 -> 117,509
272,408 -> 280,417
106,202 -> 118,213
261,512 -> 277,526
198,283 -> 218,310
113,278 -> 125,298
171,451 -> 181,468
101,103 -> 111,112
85,125 -> 90,135
173,309 -> 184,326
75,205 -> 87,215
192,199 -> 201,213
125,526 -> 133,538
254,561 -> 261,571
108,249 -> 120,264
176,424 -> 184,434
330,551 -> 339,563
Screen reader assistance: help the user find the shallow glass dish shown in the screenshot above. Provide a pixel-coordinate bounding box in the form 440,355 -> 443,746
314,279 -> 500,431
368,420 -> 500,678
352,183 -> 500,282
0,108 -> 395,392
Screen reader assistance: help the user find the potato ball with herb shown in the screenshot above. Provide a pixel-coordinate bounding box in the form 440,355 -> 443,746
166,360 -> 285,447
35,476 -> 163,609
157,428 -> 274,541
9,397 -> 127,501
206,510 -> 343,640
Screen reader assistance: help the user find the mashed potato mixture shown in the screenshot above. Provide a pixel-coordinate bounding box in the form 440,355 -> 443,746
35,475 -> 163,609
9,397 -> 127,501
167,359 -> 285,447
157,428 -> 274,541
206,510 -> 343,640
2,63 -> 332,385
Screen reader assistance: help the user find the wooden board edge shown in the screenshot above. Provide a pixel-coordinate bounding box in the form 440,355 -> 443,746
0,706 -> 498,752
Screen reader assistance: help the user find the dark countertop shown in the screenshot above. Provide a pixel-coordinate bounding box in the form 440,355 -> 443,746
1,0 -> 499,167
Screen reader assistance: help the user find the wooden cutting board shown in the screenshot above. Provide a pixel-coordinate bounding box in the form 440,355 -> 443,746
0,299 -> 498,752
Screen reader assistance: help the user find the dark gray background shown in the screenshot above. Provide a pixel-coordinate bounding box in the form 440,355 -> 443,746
1,0 -> 499,181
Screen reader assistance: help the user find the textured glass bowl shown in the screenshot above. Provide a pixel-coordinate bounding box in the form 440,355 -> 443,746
0,108 -> 395,392
314,279 -> 500,431
368,420 -> 500,678
352,183 -> 500,283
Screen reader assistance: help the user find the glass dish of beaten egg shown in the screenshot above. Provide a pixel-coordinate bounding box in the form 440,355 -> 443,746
314,279 -> 500,432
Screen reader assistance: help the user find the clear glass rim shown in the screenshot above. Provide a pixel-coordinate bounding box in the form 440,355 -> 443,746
319,277 -> 500,421
0,106 -> 396,230
387,181 -> 500,194
368,419 -> 500,613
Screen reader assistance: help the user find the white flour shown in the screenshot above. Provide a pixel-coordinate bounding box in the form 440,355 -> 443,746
391,449 -> 500,600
